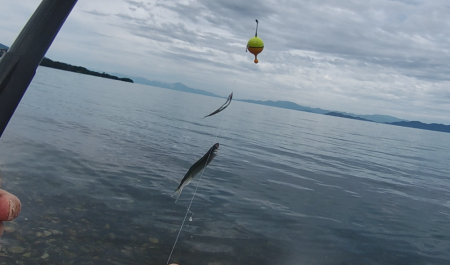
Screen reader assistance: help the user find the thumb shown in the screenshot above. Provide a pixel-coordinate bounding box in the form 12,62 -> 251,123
0,189 -> 21,221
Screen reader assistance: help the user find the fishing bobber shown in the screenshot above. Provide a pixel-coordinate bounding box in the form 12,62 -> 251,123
246,19 -> 264,64
247,37 -> 264,64
0,189 -> 21,221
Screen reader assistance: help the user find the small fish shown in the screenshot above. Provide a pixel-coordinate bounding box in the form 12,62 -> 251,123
172,143 -> 219,202
204,92 -> 233,118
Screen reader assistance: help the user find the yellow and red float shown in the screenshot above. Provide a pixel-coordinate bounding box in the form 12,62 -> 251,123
246,19 -> 264,64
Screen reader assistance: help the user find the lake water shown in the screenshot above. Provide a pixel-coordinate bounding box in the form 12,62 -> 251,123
0,67 -> 449,265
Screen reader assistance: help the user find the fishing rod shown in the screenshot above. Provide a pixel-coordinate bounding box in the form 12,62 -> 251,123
0,0 -> 78,138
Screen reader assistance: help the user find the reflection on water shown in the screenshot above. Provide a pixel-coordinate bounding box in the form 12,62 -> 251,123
0,67 -> 449,264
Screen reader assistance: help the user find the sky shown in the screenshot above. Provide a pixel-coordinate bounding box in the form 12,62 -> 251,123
1,0 -> 450,124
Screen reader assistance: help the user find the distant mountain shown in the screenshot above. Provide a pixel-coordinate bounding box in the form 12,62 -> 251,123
237,99 -> 329,114
327,111 -> 406,123
387,121 -> 450,133
325,112 -> 373,122
122,76 -> 222,98
171,82 -> 221,98
237,100 -> 405,122
101,74 -> 450,134
352,114 -> 405,123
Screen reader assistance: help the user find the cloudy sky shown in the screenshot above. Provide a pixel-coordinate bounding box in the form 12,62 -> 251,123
1,0 -> 450,124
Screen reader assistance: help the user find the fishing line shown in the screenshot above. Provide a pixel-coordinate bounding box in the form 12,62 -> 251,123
166,112 -> 227,265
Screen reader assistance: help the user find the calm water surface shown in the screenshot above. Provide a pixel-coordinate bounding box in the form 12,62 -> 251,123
0,67 -> 449,264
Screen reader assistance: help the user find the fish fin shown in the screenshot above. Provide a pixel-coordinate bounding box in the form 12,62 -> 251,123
171,189 -> 182,203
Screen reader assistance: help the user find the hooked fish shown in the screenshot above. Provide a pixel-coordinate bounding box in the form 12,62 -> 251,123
204,92 -> 233,118
172,143 -> 219,202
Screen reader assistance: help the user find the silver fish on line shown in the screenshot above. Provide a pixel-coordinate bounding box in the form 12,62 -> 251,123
171,143 -> 219,202
204,92 -> 233,118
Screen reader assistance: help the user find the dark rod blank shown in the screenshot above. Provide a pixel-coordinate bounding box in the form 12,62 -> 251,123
0,0 -> 78,138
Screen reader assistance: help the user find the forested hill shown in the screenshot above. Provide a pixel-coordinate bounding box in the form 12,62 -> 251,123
387,121 -> 450,133
40,58 -> 133,83
325,112 -> 373,122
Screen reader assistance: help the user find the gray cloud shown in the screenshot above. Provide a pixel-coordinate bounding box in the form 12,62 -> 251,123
127,0 -> 450,83
125,0 -> 147,10
84,10 -> 110,17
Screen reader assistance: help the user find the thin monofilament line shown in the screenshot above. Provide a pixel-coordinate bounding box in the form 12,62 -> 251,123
166,113 -> 226,265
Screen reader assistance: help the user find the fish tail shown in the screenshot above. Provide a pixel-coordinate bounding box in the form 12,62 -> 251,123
171,189 -> 182,203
